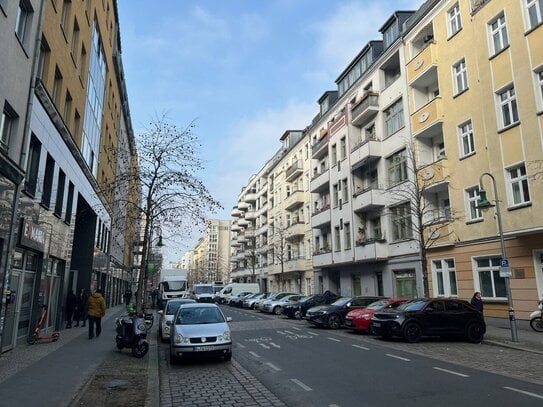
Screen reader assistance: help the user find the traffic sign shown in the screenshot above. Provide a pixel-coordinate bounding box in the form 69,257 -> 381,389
500,258 -> 509,267
499,266 -> 512,278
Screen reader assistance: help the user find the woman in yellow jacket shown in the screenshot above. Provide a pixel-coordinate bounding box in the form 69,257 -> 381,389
86,288 -> 106,339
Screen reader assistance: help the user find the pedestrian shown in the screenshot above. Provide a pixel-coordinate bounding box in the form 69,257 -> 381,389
471,291 -> 484,313
123,288 -> 132,305
86,288 -> 106,339
65,290 -> 76,328
75,288 -> 88,327
151,287 -> 159,308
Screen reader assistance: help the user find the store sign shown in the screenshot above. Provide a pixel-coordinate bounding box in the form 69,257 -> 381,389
19,219 -> 45,251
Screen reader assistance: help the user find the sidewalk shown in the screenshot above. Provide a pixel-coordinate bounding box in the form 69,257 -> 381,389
0,312 -> 541,406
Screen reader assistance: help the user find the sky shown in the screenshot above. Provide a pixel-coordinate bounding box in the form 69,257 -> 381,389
116,0 -> 425,264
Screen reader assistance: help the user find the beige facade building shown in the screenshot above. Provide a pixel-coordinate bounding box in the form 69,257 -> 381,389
405,0 -> 543,319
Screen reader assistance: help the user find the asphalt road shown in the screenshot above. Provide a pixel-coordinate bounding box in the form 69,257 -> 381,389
222,305 -> 543,407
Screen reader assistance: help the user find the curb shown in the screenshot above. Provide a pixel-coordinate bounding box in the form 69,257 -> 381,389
483,339 -> 543,355
145,326 -> 160,407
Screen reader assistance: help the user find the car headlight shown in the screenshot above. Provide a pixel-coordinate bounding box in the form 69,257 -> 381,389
219,330 -> 231,342
173,333 -> 190,344
314,311 -> 325,315
164,325 -> 170,333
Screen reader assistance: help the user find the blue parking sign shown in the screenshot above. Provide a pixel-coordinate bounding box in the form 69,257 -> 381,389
500,258 -> 509,267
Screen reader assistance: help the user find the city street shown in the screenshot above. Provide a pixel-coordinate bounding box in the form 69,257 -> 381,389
159,305 -> 543,407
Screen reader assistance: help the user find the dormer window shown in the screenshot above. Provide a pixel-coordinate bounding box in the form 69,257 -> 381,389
383,21 -> 399,48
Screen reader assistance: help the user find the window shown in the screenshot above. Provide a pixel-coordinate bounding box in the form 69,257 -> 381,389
1,103 -> 18,151
65,181 -> 74,223
536,69 -> 543,109
432,259 -> 458,296
334,226 -> 341,251
71,18 -> 80,59
448,3 -> 462,35
489,13 -> 509,55
453,59 -> 468,94
64,91 -> 72,127
391,203 -> 412,241
333,184 -> 339,207
459,120 -> 475,157
41,154 -> 55,207
526,0 -> 543,29
508,164 -> 530,205
54,170 -> 66,216
383,22 -> 399,48
340,137 -> 346,160
25,134 -> 41,195
61,0 -> 71,33
52,66 -> 63,106
498,87 -> 519,128
475,257 -> 507,299
387,149 -> 408,186
384,99 -> 404,137
15,0 -> 33,44
36,37 -> 51,81
466,186 -> 482,221
331,144 -> 337,165
370,217 -> 382,240
342,179 -> 349,202
344,222 -> 351,250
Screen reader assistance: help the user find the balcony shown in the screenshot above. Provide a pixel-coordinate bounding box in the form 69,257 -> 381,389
256,223 -> 268,236
350,137 -> 382,171
312,134 -> 329,159
245,210 -> 257,220
351,92 -> 379,127
285,160 -> 304,182
231,224 -> 242,231
286,221 -> 306,241
244,189 -> 257,203
313,247 -> 332,267
231,206 -> 241,217
284,190 -> 305,211
424,222 -> 455,247
410,97 -> 443,138
407,42 -> 438,85
310,170 -> 329,193
237,218 -> 249,227
418,159 -> 450,189
237,202 -> 249,210
311,205 -> 331,228
284,257 -> 312,273
354,239 -> 388,261
352,187 -> 386,213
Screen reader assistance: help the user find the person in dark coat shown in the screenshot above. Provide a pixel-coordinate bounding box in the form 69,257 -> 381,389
123,289 -> 132,305
471,292 -> 484,313
65,290 -> 77,328
75,288 -> 89,327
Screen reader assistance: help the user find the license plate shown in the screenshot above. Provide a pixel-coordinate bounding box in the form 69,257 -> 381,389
194,346 -> 214,352
372,322 -> 381,327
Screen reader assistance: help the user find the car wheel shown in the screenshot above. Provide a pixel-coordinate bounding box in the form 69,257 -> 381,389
224,351 -> 232,361
273,306 -> 282,315
403,322 -> 422,343
530,317 -> 543,332
326,314 -> 341,329
466,322 -> 485,343
294,309 -> 302,319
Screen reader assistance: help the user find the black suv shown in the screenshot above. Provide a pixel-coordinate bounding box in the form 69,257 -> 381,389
371,298 -> 486,343
306,296 -> 384,329
281,291 -> 338,319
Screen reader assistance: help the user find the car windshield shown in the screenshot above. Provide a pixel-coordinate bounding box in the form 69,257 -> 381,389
194,286 -> 213,294
163,281 -> 187,292
331,298 -> 351,306
166,300 -> 193,315
397,299 -> 427,312
364,299 -> 390,310
176,307 -> 225,325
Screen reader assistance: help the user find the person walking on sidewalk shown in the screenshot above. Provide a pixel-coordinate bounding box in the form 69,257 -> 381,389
86,288 -> 106,339
471,292 -> 484,314
65,290 -> 76,328
75,288 -> 88,327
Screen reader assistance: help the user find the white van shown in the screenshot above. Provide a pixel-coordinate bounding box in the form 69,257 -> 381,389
216,283 -> 259,304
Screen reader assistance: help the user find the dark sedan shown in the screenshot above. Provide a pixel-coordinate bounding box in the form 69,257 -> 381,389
306,296 -> 384,329
281,291 -> 338,319
371,298 -> 486,343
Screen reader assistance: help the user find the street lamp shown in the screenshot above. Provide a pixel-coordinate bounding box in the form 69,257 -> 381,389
477,172 -> 518,342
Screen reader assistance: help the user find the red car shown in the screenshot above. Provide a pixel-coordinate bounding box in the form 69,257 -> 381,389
344,298 -> 408,333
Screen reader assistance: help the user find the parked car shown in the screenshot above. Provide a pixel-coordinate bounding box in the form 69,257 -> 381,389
259,292 -> 297,313
344,298 -> 408,333
371,298 -> 486,343
242,293 -> 266,309
157,298 -> 196,342
228,292 -> 254,307
281,291 -> 338,319
261,294 -> 304,315
254,292 -> 277,311
306,296 -> 384,329
169,303 -> 232,363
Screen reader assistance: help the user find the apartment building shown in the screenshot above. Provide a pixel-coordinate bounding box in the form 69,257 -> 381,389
0,0 -> 139,351
310,11 -> 423,299
404,0 -> 543,319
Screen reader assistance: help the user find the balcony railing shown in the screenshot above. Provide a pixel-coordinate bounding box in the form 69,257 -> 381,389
285,159 -> 304,182
351,92 -> 379,127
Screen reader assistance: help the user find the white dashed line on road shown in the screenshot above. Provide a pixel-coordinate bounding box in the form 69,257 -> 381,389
433,367 -> 469,377
385,353 -> 410,362
352,344 -> 370,351
327,337 -> 341,342
504,386 -> 543,400
237,343 -> 246,349
266,362 -> 281,372
307,332 -> 318,336
290,326 -> 302,331
290,378 -> 313,391
248,351 -> 260,358
269,342 -> 281,348
284,330 -> 296,335
259,343 -> 270,349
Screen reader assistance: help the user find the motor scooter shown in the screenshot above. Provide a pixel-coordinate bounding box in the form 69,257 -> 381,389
115,313 -> 149,358
529,299 -> 543,332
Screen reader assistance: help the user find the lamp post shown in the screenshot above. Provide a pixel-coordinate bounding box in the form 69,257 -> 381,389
477,172 -> 518,342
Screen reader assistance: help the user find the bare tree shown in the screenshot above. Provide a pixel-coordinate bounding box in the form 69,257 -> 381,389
386,142 -> 460,296
108,115 -> 222,311
270,220 -> 289,290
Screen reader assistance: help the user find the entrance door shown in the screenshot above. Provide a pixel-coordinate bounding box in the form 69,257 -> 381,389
2,272 -> 21,351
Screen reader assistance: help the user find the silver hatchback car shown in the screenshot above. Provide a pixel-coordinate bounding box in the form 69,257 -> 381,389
169,303 -> 232,363
158,298 -> 196,342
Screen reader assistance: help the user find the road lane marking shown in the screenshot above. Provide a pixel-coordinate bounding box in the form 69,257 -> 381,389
385,353 -> 410,362
433,367 -> 469,377
277,330 -> 285,335
259,343 -> 270,349
290,378 -> 312,391
284,330 -> 296,335
248,351 -> 260,358
307,332 -> 318,336
352,344 -> 370,350
237,343 -> 246,349
327,337 -> 341,342
290,326 -> 302,331
504,387 -> 543,400
266,362 -> 281,372
269,342 -> 281,348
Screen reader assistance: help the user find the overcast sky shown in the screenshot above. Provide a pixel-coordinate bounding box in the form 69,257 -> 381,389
116,0 -> 424,264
